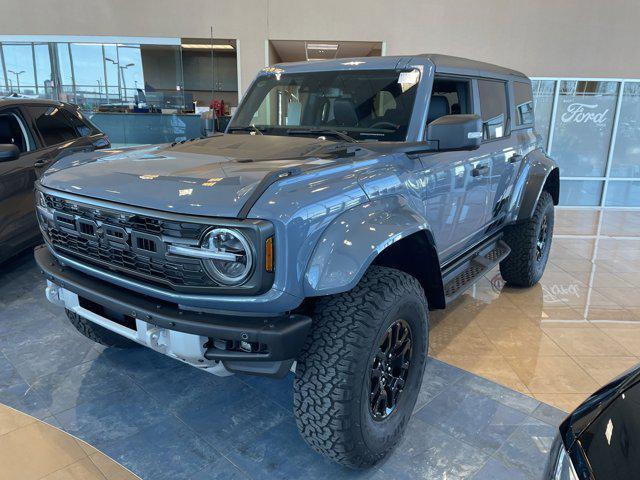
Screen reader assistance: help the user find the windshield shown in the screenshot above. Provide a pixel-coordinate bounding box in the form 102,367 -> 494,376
230,69 -> 420,142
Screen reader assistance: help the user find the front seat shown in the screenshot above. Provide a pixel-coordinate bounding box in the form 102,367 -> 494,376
0,116 -> 17,145
333,99 -> 359,127
427,95 -> 450,124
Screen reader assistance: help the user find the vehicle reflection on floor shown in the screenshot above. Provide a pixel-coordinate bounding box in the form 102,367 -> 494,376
430,209 -> 640,412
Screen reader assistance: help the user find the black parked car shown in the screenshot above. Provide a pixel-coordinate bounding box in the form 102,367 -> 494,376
0,98 -> 109,263
545,363 -> 640,479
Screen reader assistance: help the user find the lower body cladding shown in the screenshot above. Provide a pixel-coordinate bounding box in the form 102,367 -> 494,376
35,246 -> 311,378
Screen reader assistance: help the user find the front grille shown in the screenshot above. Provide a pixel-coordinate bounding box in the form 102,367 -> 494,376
44,194 -> 206,240
47,226 -> 216,289
40,194 -> 218,290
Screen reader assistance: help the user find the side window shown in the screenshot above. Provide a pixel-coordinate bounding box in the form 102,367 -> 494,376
427,78 -> 471,125
63,109 -> 95,137
477,79 -> 509,140
0,110 -> 31,152
28,106 -> 80,147
513,81 -> 534,126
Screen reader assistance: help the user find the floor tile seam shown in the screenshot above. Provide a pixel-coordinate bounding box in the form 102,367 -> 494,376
126,372 -> 249,477
416,365 -> 541,418
393,420 -> 494,468
546,323 -> 636,358
501,354 -> 595,397
34,454 -> 109,480
235,376 -> 296,417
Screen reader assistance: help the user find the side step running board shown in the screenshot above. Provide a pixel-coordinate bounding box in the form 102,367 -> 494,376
442,239 -> 511,304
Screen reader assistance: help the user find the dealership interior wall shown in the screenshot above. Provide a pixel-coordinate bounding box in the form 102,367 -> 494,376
2,0 -> 639,207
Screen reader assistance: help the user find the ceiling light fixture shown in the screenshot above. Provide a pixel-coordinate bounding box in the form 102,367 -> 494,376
306,43 -> 339,51
181,44 -> 235,50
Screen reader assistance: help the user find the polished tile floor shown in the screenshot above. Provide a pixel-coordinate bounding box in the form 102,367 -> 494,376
0,403 -> 138,479
0,208 -> 637,479
430,209 -> 640,412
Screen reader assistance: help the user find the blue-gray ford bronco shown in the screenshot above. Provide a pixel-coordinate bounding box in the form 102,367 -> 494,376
34,54 -> 559,467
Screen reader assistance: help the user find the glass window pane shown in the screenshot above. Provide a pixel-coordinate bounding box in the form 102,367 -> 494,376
605,181 -> 640,207
478,79 -> 508,140
551,80 -> 618,177
0,52 -> 6,95
34,44 -> 52,94
532,80 -> 554,146
28,105 -> 80,146
559,179 -> 603,206
610,82 -> 640,178
2,43 -> 36,94
513,81 -> 534,125
103,44 -> 120,102
116,45 -> 144,103
56,43 -> 75,103
69,43 -> 106,111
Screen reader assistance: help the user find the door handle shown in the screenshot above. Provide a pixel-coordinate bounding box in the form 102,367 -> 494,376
509,154 -> 522,164
471,164 -> 489,177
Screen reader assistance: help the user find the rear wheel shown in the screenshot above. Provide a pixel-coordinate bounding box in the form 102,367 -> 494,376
65,309 -> 139,348
293,266 -> 429,468
500,190 -> 554,287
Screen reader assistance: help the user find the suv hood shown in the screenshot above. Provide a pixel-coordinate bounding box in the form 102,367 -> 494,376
40,134 -> 342,218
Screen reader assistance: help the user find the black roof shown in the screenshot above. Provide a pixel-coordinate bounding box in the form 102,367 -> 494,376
418,54 -> 528,80
274,53 -> 529,82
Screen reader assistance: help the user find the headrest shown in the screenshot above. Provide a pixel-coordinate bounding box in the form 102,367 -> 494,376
427,96 -> 450,124
333,99 -> 359,127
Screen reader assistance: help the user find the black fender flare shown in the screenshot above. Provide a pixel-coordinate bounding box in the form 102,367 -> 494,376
510,148 -> 560,223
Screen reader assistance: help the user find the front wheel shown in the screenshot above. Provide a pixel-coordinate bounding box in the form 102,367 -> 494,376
500,190 -> 554,287
293,266 -> 429,468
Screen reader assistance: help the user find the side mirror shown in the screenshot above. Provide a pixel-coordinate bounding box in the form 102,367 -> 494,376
0,144 -> 20,161
426,114 -> 483,151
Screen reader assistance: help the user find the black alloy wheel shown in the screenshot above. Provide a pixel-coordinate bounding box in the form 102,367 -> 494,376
536,214 -> 549,262
369,319 -> 412,420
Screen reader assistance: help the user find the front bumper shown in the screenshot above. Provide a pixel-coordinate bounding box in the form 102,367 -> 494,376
36,245 -> 312,377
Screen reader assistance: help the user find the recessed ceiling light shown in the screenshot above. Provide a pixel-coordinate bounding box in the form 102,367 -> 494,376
306,43 -> 339,51
181,44 -> 234,50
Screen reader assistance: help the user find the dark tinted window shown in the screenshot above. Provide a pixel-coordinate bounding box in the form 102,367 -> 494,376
514,82 -> 534,126
29,106 -> 79,146
63,109 -> 95,137
478,79 -> 509,140
0,110 -> 30,152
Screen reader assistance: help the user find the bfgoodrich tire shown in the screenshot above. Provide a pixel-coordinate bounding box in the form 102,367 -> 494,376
500,190 -> 555,287
66,309 -> 139,348
293,266 -> 429,468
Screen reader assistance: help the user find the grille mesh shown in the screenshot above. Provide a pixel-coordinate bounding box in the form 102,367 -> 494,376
44,194 -> 206,240
42,194 -> 218,289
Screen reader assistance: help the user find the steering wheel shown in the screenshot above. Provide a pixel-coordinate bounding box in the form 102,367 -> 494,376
369,121 -> 397,130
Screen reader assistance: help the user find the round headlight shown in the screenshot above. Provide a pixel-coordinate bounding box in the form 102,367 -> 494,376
202,228 -> 253,285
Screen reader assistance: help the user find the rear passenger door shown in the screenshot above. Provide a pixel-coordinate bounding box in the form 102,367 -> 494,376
475,79 -> 521,228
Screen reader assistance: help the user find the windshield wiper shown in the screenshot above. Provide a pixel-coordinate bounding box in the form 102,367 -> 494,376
285,129 -> 357,143
228,124 -> 264,135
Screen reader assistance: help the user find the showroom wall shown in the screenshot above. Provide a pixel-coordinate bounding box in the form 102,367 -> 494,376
1,0 -> 639,94
1,0 -> 638,206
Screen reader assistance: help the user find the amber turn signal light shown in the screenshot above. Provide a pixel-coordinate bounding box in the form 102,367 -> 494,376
265,236 -> 274,272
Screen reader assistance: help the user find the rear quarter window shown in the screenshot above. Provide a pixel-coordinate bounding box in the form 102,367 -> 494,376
28,105 -> 79,146
513,81 -> 534,126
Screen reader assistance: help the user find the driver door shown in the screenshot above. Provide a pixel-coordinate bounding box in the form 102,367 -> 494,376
0,107 -> 41,255
417,77 -> 492,263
